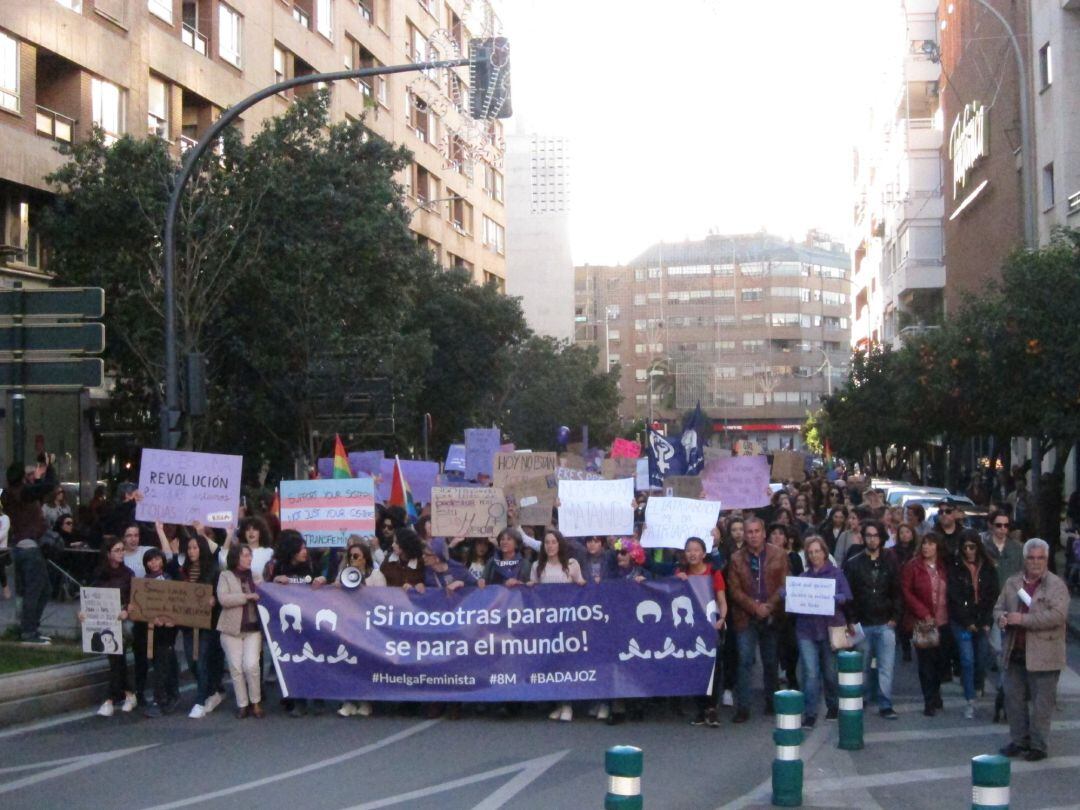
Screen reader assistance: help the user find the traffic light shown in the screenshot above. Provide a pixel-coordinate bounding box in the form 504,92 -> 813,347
469,37 -> 512,120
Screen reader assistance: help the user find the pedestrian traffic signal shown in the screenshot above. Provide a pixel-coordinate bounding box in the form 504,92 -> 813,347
469,37 -> 512,120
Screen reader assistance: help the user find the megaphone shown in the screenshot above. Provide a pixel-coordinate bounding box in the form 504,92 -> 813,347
339,566 -> 364,589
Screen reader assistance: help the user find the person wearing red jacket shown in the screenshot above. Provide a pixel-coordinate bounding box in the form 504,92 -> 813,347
902,534 -> 949,716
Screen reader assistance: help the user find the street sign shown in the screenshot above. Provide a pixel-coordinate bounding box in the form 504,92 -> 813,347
0,359 -> 104,389
0,323 -> 105,353
0,288 -> 105,319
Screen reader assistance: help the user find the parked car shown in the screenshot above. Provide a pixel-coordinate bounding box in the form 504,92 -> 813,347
886,486 -> 950,506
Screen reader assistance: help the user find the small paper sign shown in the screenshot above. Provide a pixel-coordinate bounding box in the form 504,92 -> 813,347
80,587 -> 123,655
785,575 -> 836,616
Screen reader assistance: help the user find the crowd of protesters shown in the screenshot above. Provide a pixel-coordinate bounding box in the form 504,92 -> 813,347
0,455 -> 1072,760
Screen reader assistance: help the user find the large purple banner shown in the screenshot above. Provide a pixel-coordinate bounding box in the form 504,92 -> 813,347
257,579 -> 717,702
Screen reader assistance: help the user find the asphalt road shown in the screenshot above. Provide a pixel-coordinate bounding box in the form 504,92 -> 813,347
3,638 -> 1080,810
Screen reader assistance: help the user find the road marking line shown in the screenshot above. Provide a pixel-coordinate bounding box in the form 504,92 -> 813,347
338,749 -> 571,810
0,754 -> 88,775
139,720 -> 439,810
864,719 -> 1080,743
802,754 -> 1080,795
0,745 -> 157,795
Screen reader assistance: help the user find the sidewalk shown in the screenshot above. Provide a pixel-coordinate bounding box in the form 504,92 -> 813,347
0,593 -> 83,642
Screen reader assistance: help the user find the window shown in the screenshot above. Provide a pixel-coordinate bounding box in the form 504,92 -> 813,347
647,267 -> 661,279
449,196 -> 472,234
740,263 -> 765,277
273,45 -> 286,83
635,394 -> 648,407
413,164 -> 438,204
714,290 -> 735,302
0,31 -> 17,113
3,195 -> 40,269
715,366 -> 736,379
345,37 -> 377,96
148,0 -> 172,22
714,264 -> 734,276
743,393 -> 765,407
147,75 -> 168,138
355,0 -> 373,23
742,340 -> 764,353
91,77 -> 124,143
633,294 -> 646,306
483,164 -> 503,202
482,216 -> 505,254
407,21 -> 426,63
742,314 -> 765,326
218,4 -> 242,68
635,369 -> 648,383
771,286 -> 810,302
1039,43 -> 1052,89
741,288 -> 763,302
54,0 -> 83,10
182,1 -> 208,55
1043,163 -> 1055,210
408,93 -> 436,143
316,0 -> 332,39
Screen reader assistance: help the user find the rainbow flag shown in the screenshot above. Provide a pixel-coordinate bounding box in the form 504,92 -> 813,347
269,489 -> 280,519
332,434 -> 351,479
389,455 -> 418,521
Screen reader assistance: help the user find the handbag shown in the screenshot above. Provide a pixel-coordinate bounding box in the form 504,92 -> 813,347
913,620 -> 940,649
829,624 -> 853,651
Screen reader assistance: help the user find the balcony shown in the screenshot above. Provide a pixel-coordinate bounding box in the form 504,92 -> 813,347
905,118 -> 942,151
181,23 -> 208,56
892,256 -> 944,299
35,106 -> 75,143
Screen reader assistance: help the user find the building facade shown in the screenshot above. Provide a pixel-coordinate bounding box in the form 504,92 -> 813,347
575,232 -> 851,451
0,0 -> 507,493
850,0 -> 946,350
505,131 -> 573,341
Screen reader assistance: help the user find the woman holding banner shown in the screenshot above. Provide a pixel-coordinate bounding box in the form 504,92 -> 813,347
479,529 -> 532,587
368,528 -> 425,589
217,545 -> 264,719
530,530 -> 585,722
677,536 -> 728,728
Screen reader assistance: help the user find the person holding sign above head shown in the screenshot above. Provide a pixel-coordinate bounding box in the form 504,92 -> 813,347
479,528 -> 532,588
82,538 -> 136,717
217,545 -> 264,719
529,529 -> 585,723
180,534 -> 224,720
676,536 -> 728,728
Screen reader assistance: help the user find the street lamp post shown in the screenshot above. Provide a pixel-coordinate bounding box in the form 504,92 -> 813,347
159,57 -> 470,448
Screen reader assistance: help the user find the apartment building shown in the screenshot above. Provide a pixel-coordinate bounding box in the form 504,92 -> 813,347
575,232 -> 851,452
505,130 -> 573,341
850,0 -> 946,350
0,0 -> 506,490
0,0 -> 507,285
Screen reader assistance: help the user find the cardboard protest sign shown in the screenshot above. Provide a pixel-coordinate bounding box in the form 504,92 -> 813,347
503,474 -> 557,526
137,449 -> 243,528
641,497 -> 722,549
465,428 -> 501,480
701,455 -> 771,509
785,575 -> 836,616
492,452 -> 557,489
733,439 -> 763,456
128,578 -> 214,630
602,457 -> 639,481
80,587 -> 123,655
559,454 -> 586,471
610,437 -> 642,459
431,486 -> 508,537
771,450 -> 806,482
665,475 -> 703,499
703,445 -> 729,464
280,478 -> 376,547
557,478 -> 634,537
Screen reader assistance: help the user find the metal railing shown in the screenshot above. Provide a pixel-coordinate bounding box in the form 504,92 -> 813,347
35,105 -> 75,142
181,23 -> 208,56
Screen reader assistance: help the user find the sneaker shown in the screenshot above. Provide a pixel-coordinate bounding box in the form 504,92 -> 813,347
722,689 -> 734,707
825,707 -> 839,721
338,702 -> 358,717
188,704 -> 206,720
144,704 -> 163,719
596,703 -> 610,721
558,704 -> 573,722
705,708 -> 720,728
548,706 -> 562,721
203,692 -> 224,714
964,701 -> 975,720
20,635 -> 51,646
357,701 -> 373,717
121,692 -> 137,713
97,701 -> 115,718
879,708 -> 899,720
802,715 -> 816,730
690,714 -> 708,726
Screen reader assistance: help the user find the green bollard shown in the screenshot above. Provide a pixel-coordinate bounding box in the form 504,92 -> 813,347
771,689 -> 804,807
971,754 -> 1010,809
605,745 -> 643,810
837,650 -> 864,751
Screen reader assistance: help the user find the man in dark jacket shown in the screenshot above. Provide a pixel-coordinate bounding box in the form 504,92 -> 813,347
4,458 -> 58,643
843,519 -> 902,719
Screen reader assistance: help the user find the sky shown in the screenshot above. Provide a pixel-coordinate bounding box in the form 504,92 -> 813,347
498,0 -> 901,265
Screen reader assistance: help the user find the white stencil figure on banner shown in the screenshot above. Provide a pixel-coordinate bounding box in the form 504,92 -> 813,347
619,592 -> 716,662
315,608 -> 338,632
672,596 -> 694,627
327,644 -> 357,665
279,603 -> 302,633
636,600 -> 662,623
618,638 -> 652,661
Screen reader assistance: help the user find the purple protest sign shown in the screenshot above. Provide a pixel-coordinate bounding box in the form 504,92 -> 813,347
445,444 -> 466,472
316,450 -> 385,480
375,459 -> 440,504
257,578 -> 715,702
136,449 -> 244,528
465,428 -> 501,480
701,455 -> 771,509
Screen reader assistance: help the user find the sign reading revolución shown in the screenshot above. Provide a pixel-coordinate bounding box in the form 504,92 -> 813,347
949,101 -> 989,200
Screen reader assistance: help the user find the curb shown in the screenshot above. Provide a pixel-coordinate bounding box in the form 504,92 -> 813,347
0,654 -> 117,728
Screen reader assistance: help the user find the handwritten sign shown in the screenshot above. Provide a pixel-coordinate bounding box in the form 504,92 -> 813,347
465,428 -> 501,480
431,486 -> 507,537
504,474 -> 557,526
785,575 -> 836,616
128,578 -> 214,630
771,450 -> 806,483
137,449 -> 243,527
701,455 -> 771,509
610,437 -> 642,459
280,478 -> 376,547
557,478 -> 634,537
80,587 -> 123,655
493,452 -> 557,489
641,497 -> 722,549
557,466 -> 603,481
